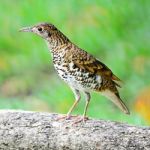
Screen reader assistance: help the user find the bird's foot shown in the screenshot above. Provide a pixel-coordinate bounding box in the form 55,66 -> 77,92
56,114 -> 77,121
72,116 -> 89,124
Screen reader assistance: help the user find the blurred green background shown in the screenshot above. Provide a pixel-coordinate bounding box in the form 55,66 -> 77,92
0,0 -> 150,126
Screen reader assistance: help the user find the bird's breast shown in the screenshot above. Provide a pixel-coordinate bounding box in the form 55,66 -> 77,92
54,61 -> 102,91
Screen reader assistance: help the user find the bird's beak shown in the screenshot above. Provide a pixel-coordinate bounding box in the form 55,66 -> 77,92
19,26 -> 33,32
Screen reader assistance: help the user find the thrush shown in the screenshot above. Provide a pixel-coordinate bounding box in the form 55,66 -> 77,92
20,23 -> 130,122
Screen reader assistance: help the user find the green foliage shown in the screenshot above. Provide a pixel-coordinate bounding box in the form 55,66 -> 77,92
0,0 -> 149,125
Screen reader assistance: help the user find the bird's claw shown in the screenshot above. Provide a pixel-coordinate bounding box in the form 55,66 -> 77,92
72,116 -> 89,124
55,114 -> 77,121
55,114 -> 89,125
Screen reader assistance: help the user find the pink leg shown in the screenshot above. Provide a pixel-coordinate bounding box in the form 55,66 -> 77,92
56,89 -> 81,121
73,92 -> 91,124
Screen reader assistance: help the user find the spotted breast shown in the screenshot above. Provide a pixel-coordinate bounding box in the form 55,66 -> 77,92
53,47 -> 102,92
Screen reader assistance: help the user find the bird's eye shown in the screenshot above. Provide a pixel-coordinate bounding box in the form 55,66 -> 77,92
38,27 -> 43,32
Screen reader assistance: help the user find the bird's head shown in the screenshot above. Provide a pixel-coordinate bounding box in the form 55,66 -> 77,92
20,22 -> 70,49
19,23 -> 58,40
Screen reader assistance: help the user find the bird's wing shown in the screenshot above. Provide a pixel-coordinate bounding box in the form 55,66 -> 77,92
72,49 -> 121,83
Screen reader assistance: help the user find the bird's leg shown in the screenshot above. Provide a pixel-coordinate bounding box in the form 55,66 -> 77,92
56,89 -> 81,120
83,94 -> 90,120
74,92 -> 91,124
66,89 -> 81,119
67,97 -> 80,118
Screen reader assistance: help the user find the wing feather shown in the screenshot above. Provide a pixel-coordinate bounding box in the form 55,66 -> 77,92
71,49 -> 122,87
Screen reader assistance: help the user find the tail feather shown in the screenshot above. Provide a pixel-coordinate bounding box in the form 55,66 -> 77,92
112,74 -> 124,88
101,90 -> 130,115
112,74 -> 122,82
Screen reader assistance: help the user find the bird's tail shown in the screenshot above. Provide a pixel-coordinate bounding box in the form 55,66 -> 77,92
101,90 -> 130,115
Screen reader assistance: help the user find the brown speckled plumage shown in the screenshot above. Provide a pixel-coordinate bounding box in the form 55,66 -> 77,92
20,23 -> 130,121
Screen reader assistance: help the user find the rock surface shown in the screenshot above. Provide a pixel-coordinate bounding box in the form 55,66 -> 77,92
0,110 -> 149,150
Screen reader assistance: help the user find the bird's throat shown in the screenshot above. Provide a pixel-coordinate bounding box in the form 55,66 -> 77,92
46,32 -> 70,53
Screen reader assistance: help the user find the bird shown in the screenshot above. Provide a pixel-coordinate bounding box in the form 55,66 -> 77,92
20,22 -> 130,122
